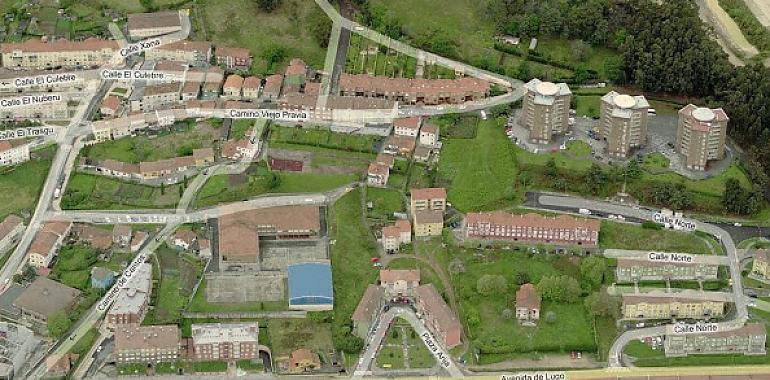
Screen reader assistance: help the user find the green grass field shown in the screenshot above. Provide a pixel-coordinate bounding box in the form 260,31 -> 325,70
515,140 -> 594,171
49,244 -> 99,290
437,118 -> 519,211
599,221 -> 712,254
0,145 -> 55,220
62,173 -> 182,210
270,142 -> 376,170
366,187 -> 404,221
144,245 -> 204,325
267,319 -> 334,359
230,119 -> 254,140
269,126 -> 381,154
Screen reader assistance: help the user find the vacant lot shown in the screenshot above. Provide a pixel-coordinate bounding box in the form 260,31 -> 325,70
268,319 -> 334,359
62,173 -> 182,210
437,118 -> 519,211
269,126 -> 381,154
366,187 -> 404,221
599,221 -> 712,254
144,245 -> 204,325
0,146 -> 55,220
50,244 -> 99,290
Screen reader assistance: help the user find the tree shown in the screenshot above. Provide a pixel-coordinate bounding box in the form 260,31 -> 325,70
502,308 -> 513,320
584,289 -> 621,319
585,163 -> 607,193
580,256 -> 607,291
537,275 -> 581,303
307,6 -> 332,48
570,40 -> 592,62
514,271 -> 530,285
260,44 -> 288,72
160,182 -> 165,195
256,0 -> 281,12
477,274 -> 508,296
48,311 -> 71,338
545,157 -> 558,178
624,159 -> 642,179
20,264 -> 36,283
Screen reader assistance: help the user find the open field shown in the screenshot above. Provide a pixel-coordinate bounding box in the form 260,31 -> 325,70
269,126 -> 381,154
49,245 -> 100,290
437,118 -> 519,211
268,319 -> 334,359
198,0 -> 326,73
0,145 -> 55,220
62,173 -> 182,210
270,142 -> 376,171
599,221 -> 713,254
366,187 -> 404,221
144,245 -> 204,325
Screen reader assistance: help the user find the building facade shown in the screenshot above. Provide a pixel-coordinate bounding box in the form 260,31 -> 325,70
380,269 -> 420,297
410,188 -> 447,214
616,257 -> 720,283
0,140 -> 30,166
515,283 -> 540,324
351,284 -> 384,339
519,79 -> 571,143
413,210 -> 443,237
622,294 -> 726,320
664,323 -> 766,357
144,40 -> 212,65
414,284 -> 462,349
464,211 -> 601,247
126,11 -> 182,40
0,38 -> 118,70
676,105 -> 728,171
381,219 -> 411,253
114,325 -> 180,364
600,91 -> 649,158
191,322 -> 259,361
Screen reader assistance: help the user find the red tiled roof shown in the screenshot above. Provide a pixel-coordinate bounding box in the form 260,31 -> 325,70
216,46 -> 251,60
285,58 -> 307,77
223,75 -> 244,89
465,212 -> 601,232
368,162 -> 388,176
157,40 -> 211,53
516,283 -> 540,309
394,117 -> 421,131
421,123 -> 438,135
410,187 -> 446,201
0,38 -> 118,53
242,76 -> 261,89
352,284 -> 383,321
375,154 -> 394,167
380,269 -> 420,283
263,74 -> 283,94
415,284 -> 461,334
270,158 -> 303,172
101,95 -> 120,111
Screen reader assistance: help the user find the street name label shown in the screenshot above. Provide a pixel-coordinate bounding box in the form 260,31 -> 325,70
0,126 -> 55,140
672,323 -> 719,334
502,372 -> 567,380
100,70 -> 181,81
420,332 -> 452,368
120,38 -> 162,57
653,212 -> 696,231
648,251 -> 694,263
8,73 -> 78,88
228,109 -> 309,122
0,94 -> 62,109
96,248 -> 150,312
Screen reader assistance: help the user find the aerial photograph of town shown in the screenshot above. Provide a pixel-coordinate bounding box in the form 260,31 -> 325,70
2,0 -> 770,379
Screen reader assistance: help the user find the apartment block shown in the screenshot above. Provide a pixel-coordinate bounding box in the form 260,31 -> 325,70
410,188 -> 447,214
144,40 -> 212,65
519,79 -> 571,143
27,222 -> 71,268
419,123 -> 439,147
114,325 -> 180,364
0,139 -> 30,166
600,91 -> 649,158
339,74 -> 490,106
351,284 -> 384,339
126,11 -> 182,40
664,323 -> 766,357
215,46 -> 253,70
380,269 -> 420,297
622,293 -> 727,320
393,117 -> 421,137
134,83 -> 180,112
0,94 -> 68,120
106,263 -> 152,328
464,211 -> 601,247
381,219 -> 411,253
615,254 -> 721,283
676,105 -> 728,171
191,322 -> 259,361
0,38 -> 119,70
415,284 -> 462,349
413,210 -> 443,237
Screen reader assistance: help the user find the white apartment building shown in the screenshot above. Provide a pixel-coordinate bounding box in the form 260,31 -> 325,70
144,40 -> 212,66
0,38 -> 119,70
0,139 -> 30,166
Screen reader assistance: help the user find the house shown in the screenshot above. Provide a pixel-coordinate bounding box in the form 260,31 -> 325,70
339,74 -> 490,106
112,225 -> 132,247
393,117 -> 421,137
181,81 -> 200,101
0,215 -> 24,253
419,123 -> 439,146
664,323 -> 766,357
289,348 -> 321,373
304,82 -> 321,95
351,284 -> 384,339
375,153 -> 394,168
222,139 -> 256,161
75,224 -> 113,250
464,212 -> 601,248
287,262 -> 334,311
367,162 -> 389,187
27,222 -> 72,268
379,269 -> 420,297
215,46 -> 253,70
223,74 -> 244,99
137,82 -> 180,112
114,325 -> 180,363
381,219 -> 411,253
515,283 -> 540,324
14,277 -> 81,325
145,40 -> 212,66
414,284 -> 462,349
90,267 -> 115,289
242,76 -> 261,100
130,231 -> 148,252
283,58 -> 307,94
126,11 -> 182,40
413,146 -> 431,163
384,135 -> 416,157
172,230 -> 197,251
0,139 -> 30,167
410,187 -> 447,214
0,38 -> 119,70
752,249 -> 770,279
198,238 -> 211,258
262,74 -> 283,101
201,68 -> 225,99
107,263 -> 152,328
413,210 -> 443,237
622,292 -> 727,320
100,95 -> 121,117
191,322 -> 259,360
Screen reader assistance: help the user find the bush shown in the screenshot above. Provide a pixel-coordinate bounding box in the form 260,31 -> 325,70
641,221 -> 663,230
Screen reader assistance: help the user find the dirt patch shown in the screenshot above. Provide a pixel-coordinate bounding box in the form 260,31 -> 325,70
312,165 -> 362,175
228,174 -> 249,186
697,0 -> 759,60
744,0 -> 770,28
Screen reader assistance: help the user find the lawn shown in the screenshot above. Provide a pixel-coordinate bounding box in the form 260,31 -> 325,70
194,164 -> 356,208
267,319 -> 334,359
599,221 -> 712,254
269,126 -> 381,154
515,140 -> 594,171
376,345 -> 405,369
407,163 -> 434,190
230,119 -> 254,140
437,118 -> 519,211
236,360 -> 264,372
428,113 -> 479,140
346,33 -> 419,77
0,145 -> 55,221
270,142 -> 376,170
82,122 -> 218,164
366,187 -> 404,220
198,0 -> 327,74
61,173 -> 182,210
143,245 -> 204,325
49,244 -> 99,290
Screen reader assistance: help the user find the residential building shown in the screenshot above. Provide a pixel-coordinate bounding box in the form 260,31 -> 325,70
100,95 -> 121,117
193,147 -> 215,165
113,224 -> 132,247
181,81 -> 200,101
664,323 -> 766,357
201,67 -> 225,99
0,94 -> 68,120
0,38 -> 119,70
515,283 -> 540,324
0,140 -> 30,166
289,348 -> 320,373
622,293 -> 727,320
278,93 -> 395,121
172,230 -> 197,251
383,135 -> 416,157
13,277 -> 80,325
413,210 -> 443,237
381,219 -> 411,253
215,46 -> 252,70
410,187 -> 447,214
338,74 -> 490,105
126,11 -> 182,40
616,254 -> 721,283
242,76 -> 261,100
519,79 -> 571,143
90,267 -> 115,289
283,58 -> 307,94
380,269 -> 420,297
413,146 -> 431,163
75,224 -> 113,250
419,123 -> 439,146
137,82 -> 180,112
304,82 -> 321,95
27,221 -> 71,268
464,212 -> 601,247
107,263 -> 153,328
351,284 -> 384,339
393,117 -> 421,137
414,284 -> 462,349
114,325 -> 180,364
367,162 -> 389,187
375,153 -> 394,168
222,139 -> 256,160
676,105 -> 729,171
262,74 -> 283,100
600,91 -> 650,158
0,69 -> 85,94
223,74 -> 244,99
145,40 -> 212,65
190,322 -> 259,360
0,215 -> 23,252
